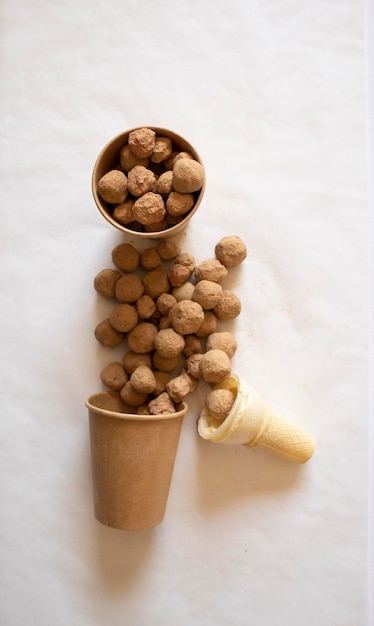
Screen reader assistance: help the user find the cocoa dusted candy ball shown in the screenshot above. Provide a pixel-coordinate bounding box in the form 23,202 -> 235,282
172,158 -> 204,193
154,328 -> 185,359
119,143 -> 149,171
205,388 -> 235,421
213,290 -> 242,320
194,259 -> 228,284
130,366 -> 156,394
148,392 -> 176,415
100,362 -> 129,390
127,165 -> 156,198
94,319 -> 124,348
192,280 -> 223,310
150,136 -> 173,163
215,235 -> 247,268
206,331 -> 237,358
109,304 -> 138,333
133,192 -> 166,226
169,300 -> 205,335
128,127 -> 156,158
111,242 -> 140,273
115,274 -> 144,303
199,349 -> 232,384
97,170 -> 128,204
123,351 -> 153,375
94,268 -> 121,299
127,322 -> 158,354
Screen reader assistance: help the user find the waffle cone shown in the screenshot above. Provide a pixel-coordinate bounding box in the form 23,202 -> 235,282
245,408 -> 316,463
198,374 -> 316,463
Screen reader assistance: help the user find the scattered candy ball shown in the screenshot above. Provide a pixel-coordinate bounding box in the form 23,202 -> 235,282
213,290 -> 242,320
127,322 -> 158,354
154,328 -> 185,359
195,311 -> 217,337
94,268 -> 121,299
169,300 -> 205,335
100,362 -> 128,391
93,236 -> 246,413
120,380 -> 148,406
109,303 -> 138,333
123,351 -> 152,375
95,319 -> 123,348
214,235 -> 247,268
206,331 -> 237,358
199,349 -> 232,384
115,274 -> 144,303
192,280 -> 223,310
194,259 -> 228,284
112,243 -> 140,273
149,391 -> 175,415
130,366 -> 156,394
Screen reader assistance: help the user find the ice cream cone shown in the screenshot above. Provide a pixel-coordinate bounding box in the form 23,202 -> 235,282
86,391 -> 188,530
198,374 -> 316,463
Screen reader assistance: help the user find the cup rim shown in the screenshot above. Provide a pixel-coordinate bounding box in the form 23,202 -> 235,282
85,390 -> 188,422
91,126 -> 206,238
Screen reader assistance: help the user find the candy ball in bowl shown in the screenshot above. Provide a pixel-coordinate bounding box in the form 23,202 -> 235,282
92,126 -> 205,238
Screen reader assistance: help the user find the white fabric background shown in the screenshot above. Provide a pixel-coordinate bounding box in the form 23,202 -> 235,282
0,1 -> 370,625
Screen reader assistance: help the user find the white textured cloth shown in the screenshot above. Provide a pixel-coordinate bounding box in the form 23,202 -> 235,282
0,1 -> 369,625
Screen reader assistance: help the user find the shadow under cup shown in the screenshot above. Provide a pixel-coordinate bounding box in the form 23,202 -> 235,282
86,391 -> 188,530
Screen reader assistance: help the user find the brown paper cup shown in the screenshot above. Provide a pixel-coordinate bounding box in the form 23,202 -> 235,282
85,391 -> 188,530
92,126 -> 206,238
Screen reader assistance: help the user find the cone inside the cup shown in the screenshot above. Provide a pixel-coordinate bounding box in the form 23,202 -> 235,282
86,391 -> 187,530
92,126 -> 205,238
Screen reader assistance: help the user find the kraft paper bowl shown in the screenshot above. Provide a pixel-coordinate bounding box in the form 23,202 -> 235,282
92,126 -> 205,238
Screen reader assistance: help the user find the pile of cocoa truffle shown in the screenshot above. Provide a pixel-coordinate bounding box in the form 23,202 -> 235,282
96,127 -> 205,233
94,235 -> 247,415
